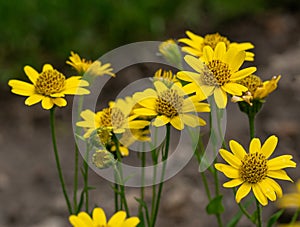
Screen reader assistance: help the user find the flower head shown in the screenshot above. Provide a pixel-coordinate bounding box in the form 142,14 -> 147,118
277,180 -> 300,209
153,69 -> 179,87
158,39 -> 182,67
177,42 -> 256,108
69,207 -> 140,227
215,135 -> 296,206
232,74 -> 281,105
8,64 -> 89,110
133,80 -> 210,130
179,31 -> 255,61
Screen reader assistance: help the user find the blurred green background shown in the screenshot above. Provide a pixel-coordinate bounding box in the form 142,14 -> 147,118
0,0 -> 299,83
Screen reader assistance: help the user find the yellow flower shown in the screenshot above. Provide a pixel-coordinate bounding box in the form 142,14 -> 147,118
278,223 -> 300,227
179,31 -> 255,61
8,64 -> 89,110
66,51 -> 93,74
278,180 -> 300,209
215,135 -> 296,206
177,42 -> 256,108
153,69 -> 179,86
158,39 -> 182,67
67,51 -> 116,77
133,80 -> 210,130
69,207 -> 140,227
232,74 -> 281,105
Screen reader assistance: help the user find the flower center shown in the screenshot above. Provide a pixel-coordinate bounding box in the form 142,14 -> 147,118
35,69 -> 65,96
202,60 -> 231,86
97,127 -> 112,146
99,108 -> 112,127
202,33 -> 230,50
155,89 -> 183,118
111,107 -> 125,129
240,152 -> 268,184
238,75 -> 263,94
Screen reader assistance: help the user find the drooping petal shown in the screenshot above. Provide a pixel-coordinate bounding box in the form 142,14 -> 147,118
180,113 -> 206,127
170,115 -> 184,130
261,135 -> 278,159
41,97 -> 54,110
229,140 -> 247,160
264,177 -> 282,198
267,155 -> 296,170
128,120 -> 150,129
92,208 -> 107,226
24,65 -> 39,84
25,94 -> 44,106
267,170 -> 293,182
258,180 -> 276,201
52,98 -> 67,107
214,163 -> 239,178
219,149 -> 241,168
199,84 -> 214,98
152,115 -> 170,127
249,138 -> 261,154
252,184 -> 268,206
214,87 -> 227,109
223,178 -> 244,188
235,183 -> 251,203
108,211 -> 127,226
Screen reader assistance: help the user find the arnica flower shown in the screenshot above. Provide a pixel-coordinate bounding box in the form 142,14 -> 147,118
153,69 -> 179,87
215,135 -> 296,206
8,64 -> 90,110
277,180 -> 300,209
67,51 -> 116,77
232,74 -> 281,105
178,31 -> 255,61
92,149 -> 115,169
133,80 -> 210,130
158,39 -> 182,68
69,207 -> 140,227
177,42 -> 256,108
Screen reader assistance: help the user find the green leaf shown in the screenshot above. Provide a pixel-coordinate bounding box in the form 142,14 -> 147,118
267,209 -> 284,227
226,209 -> 243,227
206,195 -> 224,215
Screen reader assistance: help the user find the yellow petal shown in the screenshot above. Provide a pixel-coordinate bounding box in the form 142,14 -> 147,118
41,97 -> 54,110
24,65 -> 39,84
170,115 -> 184,130
198,84 -> 214,98
92,208 -> 107,225
214,163 -> 239,178
8,80 -> 35,96
267,170 -> 293,182
25,94 -> 44,106
63,87 -> 90,95
137,98 -> 156,109
184,55 -> 205,73
69,215 -> 89,227
268,155 -> 296,170
42,64 -> 53,71
252,184 -> 268,206
229,140 -> 247,160
128,120 -> 150,129
249,138 -> 261,154
226,49 -> 245,72
223,178 -> 244,188
121,217 -> 140,227
258,180 -> 276,201
177,71 -> 200,83
219,149 -> 241,169
264,177 -> 282,198
261,135 -> 278,158
181,46 -> 202,56
180,113 -> 206,127
52,98 -> 67,107
78,212 -> 94,226
119,146 -> 129,156
108,211 -> 126,226
154,80 -> 168,93
152,115 -> 170,127
214,87 -> 227,109
134,108 -> 157,116
231,67 -> 257,81
182,82 -> 200,95
202,46 -> 214,63
221,82 -> 247,96
235,183 -> 251,203
214,42 -> 226,60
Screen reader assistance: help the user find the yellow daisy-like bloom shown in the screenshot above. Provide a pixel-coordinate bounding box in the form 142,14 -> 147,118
177,42 -> 256,108
232,74 -> 281,105
8,64 -> 90,110
215,135 -> 296,206
278,223 -> 300,227
153,69 -> 179,86
133,80 -> 210,130
179,31 -> 255,61
67,51 -> 116,77
278,180 -> 300,209
69,207 -> 140,227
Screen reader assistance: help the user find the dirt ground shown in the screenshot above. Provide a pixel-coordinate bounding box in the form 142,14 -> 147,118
1,11 -> 300,227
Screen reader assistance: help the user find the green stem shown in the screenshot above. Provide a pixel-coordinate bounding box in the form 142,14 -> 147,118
73,145 -> 79,212
248,113 -> 255,140
151,124 -> 171,227
290,208 -> 300,225
50,108 -> 72,214
83,147 -> 89,212
255,198 -> 262,227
